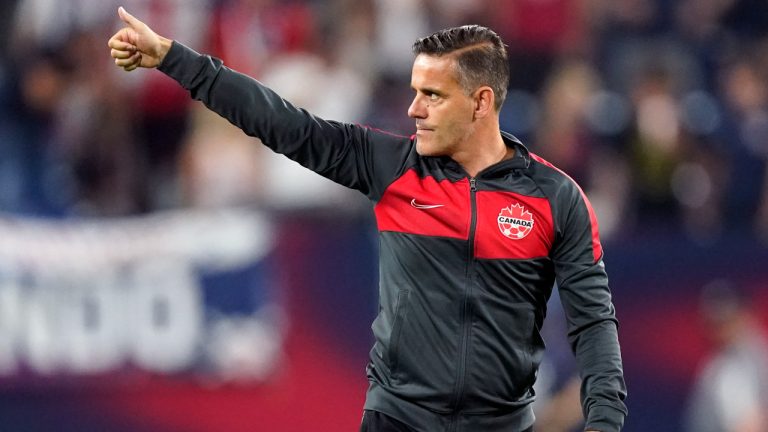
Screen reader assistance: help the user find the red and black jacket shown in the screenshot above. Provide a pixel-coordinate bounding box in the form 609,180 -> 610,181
159,42 -> 628,432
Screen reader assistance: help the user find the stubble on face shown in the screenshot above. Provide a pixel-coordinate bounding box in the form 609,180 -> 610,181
409,54 -> 476,158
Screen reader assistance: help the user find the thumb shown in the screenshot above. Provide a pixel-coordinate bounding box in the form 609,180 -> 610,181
118,6 -> 142,29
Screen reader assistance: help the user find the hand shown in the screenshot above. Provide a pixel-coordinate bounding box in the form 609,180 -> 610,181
108,6 -> 172,71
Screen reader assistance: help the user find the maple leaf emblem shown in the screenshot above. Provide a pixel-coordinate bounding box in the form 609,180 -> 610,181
497,203 -> 535,240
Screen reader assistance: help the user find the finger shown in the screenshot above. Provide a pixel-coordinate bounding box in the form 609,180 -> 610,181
108,33 -> 136,51
114,51 -> 141,67
118,6 -> 142,30
114,54 -> 140,68
124,56 -> 142,71
111,48 -> 135,59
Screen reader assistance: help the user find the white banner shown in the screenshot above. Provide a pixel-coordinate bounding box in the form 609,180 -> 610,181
0,209 -> 283,382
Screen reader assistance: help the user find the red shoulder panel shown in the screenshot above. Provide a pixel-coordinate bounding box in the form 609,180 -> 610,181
375,169 -> 470,240
530,153 -> 602,262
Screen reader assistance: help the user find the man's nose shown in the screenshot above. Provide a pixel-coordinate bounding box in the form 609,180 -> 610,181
408,95 -> 426,119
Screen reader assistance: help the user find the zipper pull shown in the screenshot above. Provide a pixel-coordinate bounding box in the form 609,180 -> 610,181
470,178 -> 477,191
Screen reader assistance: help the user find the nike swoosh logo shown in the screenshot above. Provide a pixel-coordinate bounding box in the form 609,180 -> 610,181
410,199 -> 445,209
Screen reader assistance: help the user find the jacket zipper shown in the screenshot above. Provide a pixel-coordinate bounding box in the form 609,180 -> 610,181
449,177 -> 478,431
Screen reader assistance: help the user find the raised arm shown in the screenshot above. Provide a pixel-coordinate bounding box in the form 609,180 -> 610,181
107,7 -> 412,201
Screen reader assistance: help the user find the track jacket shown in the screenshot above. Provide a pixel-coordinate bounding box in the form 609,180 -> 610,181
159,42 -> 628,432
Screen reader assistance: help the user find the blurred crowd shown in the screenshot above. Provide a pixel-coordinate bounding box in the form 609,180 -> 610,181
2,0 -> 768,243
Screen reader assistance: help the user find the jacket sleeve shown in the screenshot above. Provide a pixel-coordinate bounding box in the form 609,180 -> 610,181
550,180 -> 628,432
157,41 -> 411,201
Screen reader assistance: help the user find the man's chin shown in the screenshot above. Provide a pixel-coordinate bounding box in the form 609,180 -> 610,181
415,140 -> 440,157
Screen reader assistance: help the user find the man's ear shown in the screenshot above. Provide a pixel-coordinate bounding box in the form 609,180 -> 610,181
474,86 -> 495,119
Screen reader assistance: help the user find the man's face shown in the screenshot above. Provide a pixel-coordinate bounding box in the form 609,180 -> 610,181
408,54 -> 477,157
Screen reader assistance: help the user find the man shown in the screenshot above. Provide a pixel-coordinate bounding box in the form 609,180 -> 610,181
109,7 -> 627,431
685,280 -> 768,432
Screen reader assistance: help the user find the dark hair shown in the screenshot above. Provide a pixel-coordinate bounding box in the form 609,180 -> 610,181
413,25 -> 509,111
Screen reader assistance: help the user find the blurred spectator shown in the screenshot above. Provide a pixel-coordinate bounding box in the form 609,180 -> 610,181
533,58 -> 599,185
178,106 -> 264,208
534,376 -> 583,432
242,0 -> 373,211
209,0 -> 316,78
716,51 -> 768,237
423,0 -> 484,30
121,0 -> 210,210
685,279 -> 768,432
11,0 -> 119,49
483,0 -> 593,93
6,46 -> 76,216
373,0 -> 428,77
54,31 -> 145,216
719,0 -> 768,40
532,289 -> 583,432
628,66 -> 683,220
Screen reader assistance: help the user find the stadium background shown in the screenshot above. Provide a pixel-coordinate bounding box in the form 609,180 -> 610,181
1,0 -> 768,430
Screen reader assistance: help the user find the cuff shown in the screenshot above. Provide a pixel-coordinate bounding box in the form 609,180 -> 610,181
156,40 -> 201,88
158,40 -> 183,72
584,404 -> 626,432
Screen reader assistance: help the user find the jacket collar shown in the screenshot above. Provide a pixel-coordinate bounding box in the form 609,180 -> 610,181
440,131 -> 531,180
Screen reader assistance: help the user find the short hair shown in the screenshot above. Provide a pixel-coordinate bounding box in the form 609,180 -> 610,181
413,25 -> 510,111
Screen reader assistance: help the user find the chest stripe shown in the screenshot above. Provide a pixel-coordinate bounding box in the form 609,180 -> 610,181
375,169 -> 470,240
375,169 -> 556,260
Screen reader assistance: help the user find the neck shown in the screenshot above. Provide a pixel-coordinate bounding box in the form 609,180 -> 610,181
452,125 -> 512,177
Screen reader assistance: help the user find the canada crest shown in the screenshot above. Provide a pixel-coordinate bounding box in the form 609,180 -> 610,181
497,203 -> 534,240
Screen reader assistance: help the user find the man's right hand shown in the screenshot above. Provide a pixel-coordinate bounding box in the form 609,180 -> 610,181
108,6 -> 172,71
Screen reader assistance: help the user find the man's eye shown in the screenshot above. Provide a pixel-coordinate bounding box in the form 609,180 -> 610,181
429,93 -> 439,101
